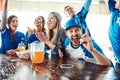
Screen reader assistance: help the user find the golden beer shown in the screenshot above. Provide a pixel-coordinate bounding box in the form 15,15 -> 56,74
31,51 -> 44,63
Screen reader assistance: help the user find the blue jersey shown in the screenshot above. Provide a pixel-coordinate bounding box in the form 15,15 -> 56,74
108,0 -> 120,61
66,43 -> 97,63
71,0 -> 104,54
0,28 -> 25,54
25,30 -> 46,43
73,0 -> 91,35
74,7 -> 89,35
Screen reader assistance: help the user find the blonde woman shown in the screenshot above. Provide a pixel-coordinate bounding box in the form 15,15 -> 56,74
36,12 -> 68,58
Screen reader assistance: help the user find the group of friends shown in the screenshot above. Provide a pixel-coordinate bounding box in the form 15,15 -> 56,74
0,0 -> 120,72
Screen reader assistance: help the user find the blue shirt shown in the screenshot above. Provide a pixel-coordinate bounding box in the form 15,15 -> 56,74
25,30 -> 46,43
108,0 -> 120,61
71,0 -> 104,54
0,28 -> 25,54
73,0 -> 91,35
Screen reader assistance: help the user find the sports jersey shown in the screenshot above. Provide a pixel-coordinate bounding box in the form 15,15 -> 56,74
66,43 -> 96,64
0,28 -> 25,54
108,0 -> 120,61
72,0 -> 104,54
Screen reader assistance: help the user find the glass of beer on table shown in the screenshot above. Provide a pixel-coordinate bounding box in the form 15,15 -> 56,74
30,41 -> 44,63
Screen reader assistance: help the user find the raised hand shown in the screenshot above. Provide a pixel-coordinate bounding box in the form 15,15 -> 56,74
80,28 -> 93,52
27,27 -> 34,36
0,0 -> 8,30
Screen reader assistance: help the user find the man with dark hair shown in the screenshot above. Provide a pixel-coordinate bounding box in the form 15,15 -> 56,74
64,18 -> 111,66
64,0 -> 104,55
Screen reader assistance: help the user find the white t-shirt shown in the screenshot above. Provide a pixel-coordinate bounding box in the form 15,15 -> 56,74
66,43 -> 96,63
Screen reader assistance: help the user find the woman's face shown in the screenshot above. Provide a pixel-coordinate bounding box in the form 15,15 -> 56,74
9,17 -> 18,31
47,14 -> 57,30
34,16 -> 43,28
115,0 -> 120,10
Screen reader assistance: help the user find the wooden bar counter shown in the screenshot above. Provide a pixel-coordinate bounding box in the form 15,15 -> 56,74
0,54 -> 120,80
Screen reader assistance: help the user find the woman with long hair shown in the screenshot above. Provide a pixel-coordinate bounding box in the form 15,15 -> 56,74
26,15 -> 46,43
36,12 -> 68,58
0,0 -> 25,55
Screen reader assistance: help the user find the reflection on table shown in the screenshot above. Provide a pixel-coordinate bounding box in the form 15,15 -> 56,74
0,54 -> 120,80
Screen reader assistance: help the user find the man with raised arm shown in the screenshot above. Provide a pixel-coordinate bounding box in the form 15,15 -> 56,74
104,0 -> 120,71
64,0 -> 104,54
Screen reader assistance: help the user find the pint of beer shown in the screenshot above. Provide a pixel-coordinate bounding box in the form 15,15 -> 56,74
30,41 -> 44,63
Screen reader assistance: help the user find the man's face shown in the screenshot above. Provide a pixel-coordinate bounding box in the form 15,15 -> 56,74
64,6 -> 75,18
66,27 -> 82,47
115,0 -> 120,10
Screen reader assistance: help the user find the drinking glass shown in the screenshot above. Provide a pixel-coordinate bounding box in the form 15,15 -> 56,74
30,41 -> 44,63
17,41 -> 25,51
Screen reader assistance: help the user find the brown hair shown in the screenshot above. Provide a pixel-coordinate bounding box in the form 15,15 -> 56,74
7,15 -> 17,27
64,5 -> 72,13
34,15 -> 46,32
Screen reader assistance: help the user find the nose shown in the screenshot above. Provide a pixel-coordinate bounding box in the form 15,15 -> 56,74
13,20 -> 18,24
72,31 -> 77,36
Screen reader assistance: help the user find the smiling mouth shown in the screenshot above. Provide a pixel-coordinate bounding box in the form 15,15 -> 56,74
13,26 -> 17,27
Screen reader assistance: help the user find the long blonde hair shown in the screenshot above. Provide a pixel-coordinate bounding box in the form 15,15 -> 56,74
47,12 -> 62,44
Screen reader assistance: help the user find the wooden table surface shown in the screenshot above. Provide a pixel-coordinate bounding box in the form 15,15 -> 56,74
0,54 -> 120,80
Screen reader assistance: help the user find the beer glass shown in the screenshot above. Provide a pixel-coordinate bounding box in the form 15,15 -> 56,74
30,41 -> 44,63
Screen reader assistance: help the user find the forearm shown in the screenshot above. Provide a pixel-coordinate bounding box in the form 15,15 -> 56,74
0,0 -> 7,30
90,48 -> 111,66
0,11 -> 7,30
83,0 -> 92,10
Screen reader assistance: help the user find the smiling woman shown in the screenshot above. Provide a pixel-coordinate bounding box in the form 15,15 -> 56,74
0,0 -> 25,55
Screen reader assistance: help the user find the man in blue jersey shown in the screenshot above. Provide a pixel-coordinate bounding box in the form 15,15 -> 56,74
105,0 -> 120,71
64,0 -> 104,54
64,18 -> 111,66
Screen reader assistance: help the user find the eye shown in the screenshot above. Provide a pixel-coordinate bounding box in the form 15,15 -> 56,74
69,30 -> 73,33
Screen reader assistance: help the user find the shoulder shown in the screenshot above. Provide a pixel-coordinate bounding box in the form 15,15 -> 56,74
59,29 -> 65,34
16,31 -> 25,37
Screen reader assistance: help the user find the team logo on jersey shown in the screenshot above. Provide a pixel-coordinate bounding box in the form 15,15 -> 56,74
116,17 -> 120,26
